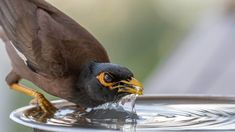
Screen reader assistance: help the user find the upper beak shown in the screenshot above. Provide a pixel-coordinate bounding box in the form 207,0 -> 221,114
112,77 -> 143,95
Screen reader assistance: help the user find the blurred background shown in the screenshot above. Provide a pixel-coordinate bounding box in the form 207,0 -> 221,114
1,0 -> 235,131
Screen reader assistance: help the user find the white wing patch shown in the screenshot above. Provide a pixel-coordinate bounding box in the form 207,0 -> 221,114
10,41 -> 27,65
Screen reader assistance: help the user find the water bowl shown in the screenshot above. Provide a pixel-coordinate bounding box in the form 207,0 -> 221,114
10,95 -> 235,132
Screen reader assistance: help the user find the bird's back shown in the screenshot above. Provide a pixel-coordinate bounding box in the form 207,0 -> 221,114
0,0 -> 110,78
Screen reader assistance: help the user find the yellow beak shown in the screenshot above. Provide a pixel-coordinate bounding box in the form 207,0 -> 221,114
111,77 -> 143,95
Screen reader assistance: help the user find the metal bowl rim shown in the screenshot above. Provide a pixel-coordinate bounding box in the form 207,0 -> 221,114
10,95 -> 235,131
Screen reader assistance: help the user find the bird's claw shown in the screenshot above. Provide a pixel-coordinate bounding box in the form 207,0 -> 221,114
29,98 -> 38,105
32,93 -> 57,114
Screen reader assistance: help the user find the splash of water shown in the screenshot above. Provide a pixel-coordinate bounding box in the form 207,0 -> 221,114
84,94 -> 139,121
92,94 -> 138,113
118,94 -> 138,112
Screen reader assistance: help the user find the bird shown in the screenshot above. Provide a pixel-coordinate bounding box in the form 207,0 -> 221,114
0,0 -> 143,114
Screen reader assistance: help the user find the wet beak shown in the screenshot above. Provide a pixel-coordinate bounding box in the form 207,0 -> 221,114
113,77 -> 143,95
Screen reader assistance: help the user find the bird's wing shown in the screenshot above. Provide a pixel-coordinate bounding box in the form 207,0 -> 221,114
0,0 -> 109,77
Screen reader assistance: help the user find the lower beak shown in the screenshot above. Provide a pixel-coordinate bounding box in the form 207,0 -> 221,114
114,77 -> 143,95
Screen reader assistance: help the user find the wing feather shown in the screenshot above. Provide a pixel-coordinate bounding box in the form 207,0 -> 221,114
0,0 -> 109,77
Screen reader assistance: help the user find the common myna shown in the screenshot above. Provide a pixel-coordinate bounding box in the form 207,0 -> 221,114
0,0 -> 143,114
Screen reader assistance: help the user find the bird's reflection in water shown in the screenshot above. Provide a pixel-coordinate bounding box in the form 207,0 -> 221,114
24,94 -> 139,130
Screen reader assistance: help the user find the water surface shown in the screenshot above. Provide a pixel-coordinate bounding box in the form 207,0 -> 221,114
20,96 -> 235,131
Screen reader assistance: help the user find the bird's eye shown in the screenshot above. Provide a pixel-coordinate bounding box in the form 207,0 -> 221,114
104,73 -> 113,83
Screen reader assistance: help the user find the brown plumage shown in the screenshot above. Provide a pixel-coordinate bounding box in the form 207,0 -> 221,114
0,0 -> 143,113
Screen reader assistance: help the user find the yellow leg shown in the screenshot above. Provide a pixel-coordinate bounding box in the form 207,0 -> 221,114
10,83 -> 57,114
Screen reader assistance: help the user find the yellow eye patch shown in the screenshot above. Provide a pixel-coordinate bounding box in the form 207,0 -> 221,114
96,72 -> 115,88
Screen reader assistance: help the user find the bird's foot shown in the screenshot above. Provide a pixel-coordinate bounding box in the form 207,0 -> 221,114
32,92 -> 57,114
10,83 -> 57,115
29,98 -> 38,105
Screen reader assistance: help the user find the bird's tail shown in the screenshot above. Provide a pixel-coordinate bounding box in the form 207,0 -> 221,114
0,0 -> 38,47
0,0 -> 63,47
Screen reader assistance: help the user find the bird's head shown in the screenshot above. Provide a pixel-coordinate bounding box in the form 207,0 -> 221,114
74,62 -> 143,107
